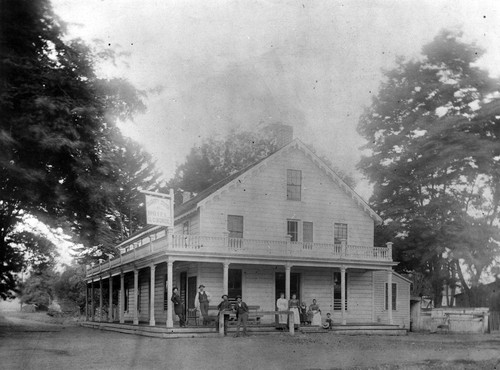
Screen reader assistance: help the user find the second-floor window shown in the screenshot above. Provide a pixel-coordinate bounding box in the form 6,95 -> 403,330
227,215 -> 243,238
287,220 -> 299,242
334,223 -> 348,244
287,169 -> 302,200
303,221 -> 313,244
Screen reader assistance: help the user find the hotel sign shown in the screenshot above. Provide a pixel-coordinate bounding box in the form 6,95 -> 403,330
143,190 -> 174,227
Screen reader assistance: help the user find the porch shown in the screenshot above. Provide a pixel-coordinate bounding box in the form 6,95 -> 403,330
80,320 -> 407,338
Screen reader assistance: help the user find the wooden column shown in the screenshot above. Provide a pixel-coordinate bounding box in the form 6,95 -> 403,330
119,272 -> 125,324
149,264 -> 156,326
223,261 -> 229,295
133,269 -> 139,325
90,279 -> 94,322
388,269 -> 393,324
108,274 -> 113,322
166,259 -> 174,328
285,264 -> 291,299
341,267 -> 346,325
99,277 -> 103,322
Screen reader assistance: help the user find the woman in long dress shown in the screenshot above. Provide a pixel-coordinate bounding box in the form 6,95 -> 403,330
276,292 -> 288,330
288,294 -> 300,328
309,299 -> 322,326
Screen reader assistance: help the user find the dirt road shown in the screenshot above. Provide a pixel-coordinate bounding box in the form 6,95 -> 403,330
0,312 -> 499,370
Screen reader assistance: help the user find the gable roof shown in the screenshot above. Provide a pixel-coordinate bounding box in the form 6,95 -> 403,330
174,138 -> 383,224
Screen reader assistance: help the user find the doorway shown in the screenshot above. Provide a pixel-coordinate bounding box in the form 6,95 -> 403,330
275,272 -> 300,301
187,276 -> 197,310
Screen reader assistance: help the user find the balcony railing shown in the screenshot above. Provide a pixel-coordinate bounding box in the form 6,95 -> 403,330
87,232 -> 392,276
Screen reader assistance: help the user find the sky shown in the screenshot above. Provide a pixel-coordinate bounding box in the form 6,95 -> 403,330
52,0 -> 500,200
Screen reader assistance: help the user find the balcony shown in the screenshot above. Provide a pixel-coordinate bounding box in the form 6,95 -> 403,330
86,230 -> 393,277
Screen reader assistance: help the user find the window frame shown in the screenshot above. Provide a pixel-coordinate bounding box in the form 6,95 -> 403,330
303,221 -> 313,244
287,220 -> 299,242
334,223 -> 348,244
286,169 -> 302,201
227,215 -> 244,239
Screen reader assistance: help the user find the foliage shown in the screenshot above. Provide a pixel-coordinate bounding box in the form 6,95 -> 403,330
167,130 -> 278,203
357,30 -> 500,306
53,263 -> 86,312
0,0 -> 151,298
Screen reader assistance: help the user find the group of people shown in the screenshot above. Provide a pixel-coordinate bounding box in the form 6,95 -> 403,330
171,284 -> 250,337
172,285 -> 333,335
276,294 -> 325,329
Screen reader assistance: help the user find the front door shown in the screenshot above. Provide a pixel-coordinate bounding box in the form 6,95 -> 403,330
187,276 -> 197,310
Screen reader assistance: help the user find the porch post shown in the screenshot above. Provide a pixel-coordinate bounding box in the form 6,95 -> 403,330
285,264 -> 291,299
166,259 -> 174,328
149,264 -> 156,326
99,277 -> 103,322
341,266 -> 346,325
133,269 -> 139,325
108,274 -> 113,322
223,261 -> 229,295
387,269 -> 393,324
119,272 -> 125,324
90,279 -> 94,322
85,282 -> 88,321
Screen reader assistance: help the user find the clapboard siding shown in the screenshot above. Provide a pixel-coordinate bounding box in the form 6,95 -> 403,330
345,270 -> 373,322
138,267 -> 150,322
373,271 -> 410,328
200,146 -> 374,247
174,210 -> 200,235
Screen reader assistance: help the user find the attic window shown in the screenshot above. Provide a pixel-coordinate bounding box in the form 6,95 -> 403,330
287,169 -> 302,201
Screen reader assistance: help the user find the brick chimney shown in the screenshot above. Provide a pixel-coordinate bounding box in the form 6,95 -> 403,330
262,123 -> 293,149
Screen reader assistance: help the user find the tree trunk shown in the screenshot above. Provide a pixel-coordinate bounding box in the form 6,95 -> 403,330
455,259 -> 471,306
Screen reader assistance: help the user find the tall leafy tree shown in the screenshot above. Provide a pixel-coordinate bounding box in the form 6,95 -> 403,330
0,0 -> 147,298
168,130 -> 278,202
357,30 -> 500,306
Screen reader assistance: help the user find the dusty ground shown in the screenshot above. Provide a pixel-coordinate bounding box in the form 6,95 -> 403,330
0,311 -> 499,370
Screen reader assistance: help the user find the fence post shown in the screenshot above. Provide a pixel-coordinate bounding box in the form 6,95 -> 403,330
219,311 -> 224,336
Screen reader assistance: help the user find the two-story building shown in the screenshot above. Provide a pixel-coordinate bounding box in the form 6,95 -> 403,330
85,138 -> 410,332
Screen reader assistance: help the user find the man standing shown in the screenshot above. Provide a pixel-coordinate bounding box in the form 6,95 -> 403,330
233,295 -> 249,337
194,284 -> 211,326
217,294 -> 232,336
171,287 -> 185,327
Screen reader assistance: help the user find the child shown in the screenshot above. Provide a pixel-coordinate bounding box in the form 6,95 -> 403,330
325,313 -> 333,330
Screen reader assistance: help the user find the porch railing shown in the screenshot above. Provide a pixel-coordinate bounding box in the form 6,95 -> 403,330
87,232 -> 392,276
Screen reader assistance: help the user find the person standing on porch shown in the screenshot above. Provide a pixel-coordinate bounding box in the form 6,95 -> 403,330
276,292 -> 288,330
194,284 -> 211,326
233,295 -> 249,337
217,294 -> 232,336
171,287 -> 185,327
288,293 -> 300,329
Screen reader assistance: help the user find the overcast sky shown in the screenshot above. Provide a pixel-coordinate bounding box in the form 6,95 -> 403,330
52,0 -> 500,199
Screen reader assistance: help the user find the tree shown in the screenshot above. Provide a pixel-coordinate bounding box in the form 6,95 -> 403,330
53,263 -> 86,312
0,0 -> 147,298
167,130 -> 278,203
357,30 -> 500,306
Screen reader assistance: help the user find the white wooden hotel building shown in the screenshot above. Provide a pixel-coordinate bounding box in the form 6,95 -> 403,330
85,138 -> 410,330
